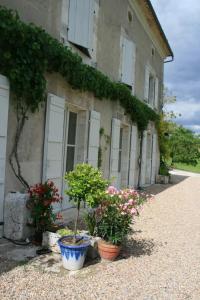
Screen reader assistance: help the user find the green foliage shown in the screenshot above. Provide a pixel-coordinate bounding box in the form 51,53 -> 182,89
56,228 -> 78,236
0,6 -> 158,130
96,204 -> 132,245
157,112 -> 174,161
87,186 -> 150,245
64,163 -> 108,208
27,181 -> 62,233
170,126 -> 200,166
159,160 -> 170,176
84,210 -> 96,236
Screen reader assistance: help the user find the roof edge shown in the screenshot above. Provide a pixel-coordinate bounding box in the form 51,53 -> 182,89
145,0 -> 174,59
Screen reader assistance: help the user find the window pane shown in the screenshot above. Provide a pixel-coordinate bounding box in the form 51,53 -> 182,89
67,112 -> 77,145
66,146 -> 75,173
148,76 -> 155,104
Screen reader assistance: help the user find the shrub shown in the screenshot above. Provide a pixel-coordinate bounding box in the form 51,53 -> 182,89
27,181 -> 62,235
86,186 -> 152,245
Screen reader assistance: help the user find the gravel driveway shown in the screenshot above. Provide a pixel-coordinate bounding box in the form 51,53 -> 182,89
1,172 -> 200,300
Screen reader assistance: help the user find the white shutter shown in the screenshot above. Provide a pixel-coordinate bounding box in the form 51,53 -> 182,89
121,126 -> 130,188
151,133 -> 158,184
110,118 -> 121,186
154,77 -> 159,109
144,65 -> 150,101
0,75 -> 9,237
43,94 -> 65,211
87,110 -> 100,167
68,0 -> 94,49
129,125 -> 138,188
121,38 -> 135,86
140,130 -> 148,186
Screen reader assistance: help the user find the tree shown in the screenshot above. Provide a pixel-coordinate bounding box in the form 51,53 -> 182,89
158,86 -> 178,162
169,126 -> 200,166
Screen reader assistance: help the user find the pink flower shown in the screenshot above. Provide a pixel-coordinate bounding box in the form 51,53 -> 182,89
107,186 -> 118,195
128,199 -> 134,205
130,208 -> 137,215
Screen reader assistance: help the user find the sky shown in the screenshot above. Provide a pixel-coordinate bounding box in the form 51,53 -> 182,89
151,0 -> 200,133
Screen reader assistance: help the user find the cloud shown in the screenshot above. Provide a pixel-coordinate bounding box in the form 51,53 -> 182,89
151,0 -> 200,132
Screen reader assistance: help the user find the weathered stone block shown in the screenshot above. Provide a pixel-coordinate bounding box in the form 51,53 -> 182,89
3,192 -> 32,241
42,231 -> 61,253
156,175 -> 170,184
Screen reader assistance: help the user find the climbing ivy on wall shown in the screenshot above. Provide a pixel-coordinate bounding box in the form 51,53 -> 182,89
0,6 -> 159,188
0,6 -> 159,129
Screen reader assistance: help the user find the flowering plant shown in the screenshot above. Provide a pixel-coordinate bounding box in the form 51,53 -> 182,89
91,186 -> 152,245
27,181 -> 62,235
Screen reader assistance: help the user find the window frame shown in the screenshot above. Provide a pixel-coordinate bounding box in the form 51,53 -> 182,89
65,110 -> 78,174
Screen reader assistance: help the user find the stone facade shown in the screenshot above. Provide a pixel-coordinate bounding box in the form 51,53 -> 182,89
0,1 -> 173,217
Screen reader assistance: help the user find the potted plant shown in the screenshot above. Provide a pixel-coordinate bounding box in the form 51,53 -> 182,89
156,160 -> 170,184
58,163 -> 108,271
92,186 -> 150,260
27,181 -> 62,244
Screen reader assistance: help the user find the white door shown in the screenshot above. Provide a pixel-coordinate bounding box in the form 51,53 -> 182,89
43,94 -> 65,212
0,75 -> 9,237
129,125 -> 139,188
151,133 -> 158,184
145,133 -> 153,184
140,130 -> 147,186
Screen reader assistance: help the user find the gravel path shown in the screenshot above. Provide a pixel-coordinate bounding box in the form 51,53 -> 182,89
1,174 -> 200,299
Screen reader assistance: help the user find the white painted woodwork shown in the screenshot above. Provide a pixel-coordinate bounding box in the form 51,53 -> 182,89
154,77 -> 159,109
0,75 -> 9,237
43,94 -> 65,211
129,125 -> 139,188
87,110 -> 100,167
110,118 -> 121,187
145,132 -> 153,184
140,130 -> 147,186
121,126 -> 131,188
144,65 -> 150,101
76,110 -> 89,164
121,38 -> 136,87
151,133 -> 158,184
68,0 -> 94,50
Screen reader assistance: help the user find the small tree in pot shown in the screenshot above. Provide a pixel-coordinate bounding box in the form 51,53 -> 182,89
58,163 -> 108,270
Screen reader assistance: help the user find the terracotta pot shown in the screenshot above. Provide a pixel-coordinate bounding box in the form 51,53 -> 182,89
98,239 -> 121,261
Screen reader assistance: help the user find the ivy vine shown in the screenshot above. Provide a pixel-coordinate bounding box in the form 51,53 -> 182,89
0,6 -> 159,188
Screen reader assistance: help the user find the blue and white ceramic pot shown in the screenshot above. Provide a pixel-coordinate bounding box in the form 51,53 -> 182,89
58,235 -> 90,271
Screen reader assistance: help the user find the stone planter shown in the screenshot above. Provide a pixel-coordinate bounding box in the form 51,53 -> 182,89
156,174 -> 170,184
3,192 -> 33,241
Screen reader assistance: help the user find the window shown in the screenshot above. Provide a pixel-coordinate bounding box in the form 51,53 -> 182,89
144,65 -> 159,108
66,111 -> 77,173
121,37 -> 136,88
148,75 -> 155,105
68,0 -> 94,56
118,128 -> 123,172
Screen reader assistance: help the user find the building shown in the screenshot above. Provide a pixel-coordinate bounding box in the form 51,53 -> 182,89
0,0 -> 173,233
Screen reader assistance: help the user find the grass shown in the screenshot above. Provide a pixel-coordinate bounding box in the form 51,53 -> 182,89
171,160 -> 200,174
